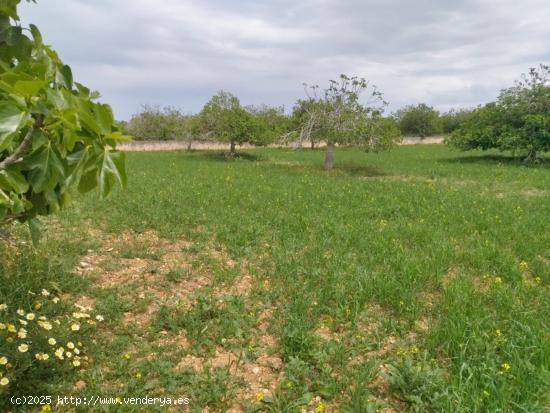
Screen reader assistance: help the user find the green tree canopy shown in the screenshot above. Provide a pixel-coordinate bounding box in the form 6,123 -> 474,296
0,0 -> 127,232
199,91 -> 258,155
447,65 -> 550,162
300,74 -> 400,169
125,105 -> 187,141
394,103 -> 442,137
439,108 -> 473,134
246,104 -> 291,147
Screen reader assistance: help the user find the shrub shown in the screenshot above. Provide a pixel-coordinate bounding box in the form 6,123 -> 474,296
394,103 -> 442,137
124,105 -> 189,141
439,108 -> 473,134
447,65 -> 550,162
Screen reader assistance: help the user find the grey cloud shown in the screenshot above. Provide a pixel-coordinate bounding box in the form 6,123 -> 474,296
19,0 -> 550,119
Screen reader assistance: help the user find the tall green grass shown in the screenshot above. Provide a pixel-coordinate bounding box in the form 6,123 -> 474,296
1,145 -> 548,412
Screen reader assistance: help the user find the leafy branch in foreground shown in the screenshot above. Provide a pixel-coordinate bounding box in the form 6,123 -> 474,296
0,0 -> 128,231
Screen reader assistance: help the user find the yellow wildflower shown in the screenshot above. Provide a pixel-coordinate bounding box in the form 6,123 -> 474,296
7,323 -> 16,333
17,328 -> 27,339
67,342 -> 75,349
494,277 -> 503,285
315,401 -> 326,413
0,304 -> 7,311
96,315 -> 105,322
519,261 -> 529,272
48,338 -> 56,346
0,377 -> 9,386
26,313 -> 35,321
33,303 -> 42,310
71,323 -> 80,331
72,359 -> 80,367
0,323 -> 5,330
16,309 -> 25,316
123,353 -> 131,360
135,372 -> 142,379
40,405 -> 52,413
41,289 -> 50,297
255,392 -> 264,402
501,362 -> 511,372
410,345 -> 419,354
0,357 -> 7,365
18,344 -> 29,353
19,319 -> 28,326
495,329 -> 502,337
52,297 -> 60,304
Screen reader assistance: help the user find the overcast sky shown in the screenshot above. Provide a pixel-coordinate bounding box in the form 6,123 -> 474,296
20,0 -> 550,120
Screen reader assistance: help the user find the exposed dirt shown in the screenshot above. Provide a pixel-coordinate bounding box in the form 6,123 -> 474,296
442,266 -> 461,289
73,228 -> 284,409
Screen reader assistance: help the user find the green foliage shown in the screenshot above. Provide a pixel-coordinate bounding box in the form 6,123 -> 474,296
124,105 -> 195,141
246,104 -> 291,147
291,98 -> 324,148
304,74 -> 397,147
394,103 -> 442,137
447,65 -> 550,162
445,103 -> 502,150
1,146 -> 548,411
299,74 -> 400,169
386,356 -> 451,412
0,290 -> 103,396
439,108 -> 473,134
199,91 -> 258,154
0,0 -> 127,227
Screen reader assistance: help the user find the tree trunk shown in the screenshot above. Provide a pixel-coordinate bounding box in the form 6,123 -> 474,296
324,142 -> 335,170
229,141 -> 236,156
524,148 -> 537,163
311,139 -> 315,150
186,138 -> 193,151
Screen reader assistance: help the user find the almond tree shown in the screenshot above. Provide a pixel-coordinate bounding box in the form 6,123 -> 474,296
301,74 -> 400,170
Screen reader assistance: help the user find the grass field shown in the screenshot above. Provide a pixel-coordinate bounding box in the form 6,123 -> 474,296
1,145 -> 549,412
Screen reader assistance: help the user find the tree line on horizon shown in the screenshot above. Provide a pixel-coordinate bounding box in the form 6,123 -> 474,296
121,95 -> 471,144
122,65 -> 549,164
